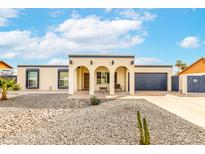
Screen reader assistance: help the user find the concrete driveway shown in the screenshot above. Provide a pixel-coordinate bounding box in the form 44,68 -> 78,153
121,94 -> 205,129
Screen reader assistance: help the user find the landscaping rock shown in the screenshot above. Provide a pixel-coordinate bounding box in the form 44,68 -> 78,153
0,94 -> 205,144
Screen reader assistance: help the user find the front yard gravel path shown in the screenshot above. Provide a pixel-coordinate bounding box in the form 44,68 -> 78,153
0,94 -> 205,144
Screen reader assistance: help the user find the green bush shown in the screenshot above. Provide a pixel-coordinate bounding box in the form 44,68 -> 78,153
137,111 -> 150,145
90,96 -> 101,105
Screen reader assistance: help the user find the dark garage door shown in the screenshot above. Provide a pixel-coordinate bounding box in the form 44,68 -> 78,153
172,76 -> 179,91
187,75 -> 205,93
135,73 -> 167,91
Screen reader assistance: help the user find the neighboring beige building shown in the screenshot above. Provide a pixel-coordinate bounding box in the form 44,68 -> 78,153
17,54 -> 173,95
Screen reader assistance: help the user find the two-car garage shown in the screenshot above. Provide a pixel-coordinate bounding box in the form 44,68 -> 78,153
135,73 -> 168,91
134,65 -> 173,92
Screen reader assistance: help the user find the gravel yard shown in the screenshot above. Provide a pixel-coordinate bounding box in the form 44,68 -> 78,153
0,94 -> 205,144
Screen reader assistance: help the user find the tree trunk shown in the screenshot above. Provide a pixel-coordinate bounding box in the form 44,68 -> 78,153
1,93 -> 7,100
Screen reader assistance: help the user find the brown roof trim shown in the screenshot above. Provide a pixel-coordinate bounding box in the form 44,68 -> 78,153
17,65 -> 68,68
0,60 -> 13,69
135,65 -> 173,68
178,57 -> 205,75
69,54 -> 135,58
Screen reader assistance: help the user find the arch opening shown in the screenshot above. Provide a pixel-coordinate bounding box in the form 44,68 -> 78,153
114,66 -> 129,92
74,66 -> 90,92
94,66 -> 110,92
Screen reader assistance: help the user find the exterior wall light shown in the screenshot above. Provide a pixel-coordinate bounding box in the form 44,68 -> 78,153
112,60 -> 114,65
90,60 -> 93,65
69,60 -> 73,65
131,60 -> 134,65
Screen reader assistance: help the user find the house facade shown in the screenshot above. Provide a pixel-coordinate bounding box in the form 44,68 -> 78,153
17,54 -> 173,95
178,57 -> 205,94
0,61 -> 17,80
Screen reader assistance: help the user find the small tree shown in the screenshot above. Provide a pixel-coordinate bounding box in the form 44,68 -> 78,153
0,78 -> 21,100
137,111 -> 150,145
175,60 -> 187,73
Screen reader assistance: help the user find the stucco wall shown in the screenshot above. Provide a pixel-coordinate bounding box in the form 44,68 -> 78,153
68,56 -> 135,95
179,74 -> 187,94
179,73 -> 205,94
17,66 -> 68,90
17,56 -> 173,95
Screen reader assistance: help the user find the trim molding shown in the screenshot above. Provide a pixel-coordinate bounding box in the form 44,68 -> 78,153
69,54 -> 135,58
18,65 -> 68,68
135,65 -> 173,68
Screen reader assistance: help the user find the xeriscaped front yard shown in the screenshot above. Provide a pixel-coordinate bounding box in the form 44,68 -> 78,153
0,94 -> 205,145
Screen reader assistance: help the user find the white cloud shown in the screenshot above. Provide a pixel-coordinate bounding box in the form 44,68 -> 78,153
119,9 -> 156,21
0,9 -> 19,27
119,9 -> 140,20
47,58 -> 68,65
105,8 -> 113,13
0,16 -> 145,59
141,11 -> 156,21
0,52 -> 19,59
70,10 -> 81,19
135,57 -> 162,65
49,9 -> 64,18
180,36 -> 200,48
0,14 -> 155,60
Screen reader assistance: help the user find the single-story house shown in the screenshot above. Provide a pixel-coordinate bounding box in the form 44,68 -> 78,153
0,60 -> 17,80
178,57 -> 205,94
0,60 -> 13,69
17,54 -> 173,95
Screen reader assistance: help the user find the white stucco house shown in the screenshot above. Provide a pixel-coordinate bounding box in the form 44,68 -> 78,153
17,54 -> 173,95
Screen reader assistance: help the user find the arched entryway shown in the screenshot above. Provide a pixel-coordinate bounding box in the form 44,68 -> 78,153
94,66 -> 110,93
114,66 -> 129,92
74,66 -> 90,92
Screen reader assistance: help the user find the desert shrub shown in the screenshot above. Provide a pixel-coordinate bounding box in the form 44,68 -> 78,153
13,84 -> 22,91
90,96 -> 101,105
137,111 -> 150,145
0,78 -> 21,100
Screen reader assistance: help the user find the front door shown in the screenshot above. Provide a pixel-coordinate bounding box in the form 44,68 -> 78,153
84,73 -> 89,90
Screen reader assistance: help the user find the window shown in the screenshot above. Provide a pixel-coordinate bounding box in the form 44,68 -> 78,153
26,69 -> 39,89
58,70 -> 68,89
115,72 -> 117,84
97,72 -> 109,84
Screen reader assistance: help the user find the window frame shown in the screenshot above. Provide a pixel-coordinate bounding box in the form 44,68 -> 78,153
96,72 -> 110,84
26,69 -> 39,89
58,69 -> 69,89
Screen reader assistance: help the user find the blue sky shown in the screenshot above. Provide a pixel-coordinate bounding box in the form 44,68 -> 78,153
0,8 -> 205,67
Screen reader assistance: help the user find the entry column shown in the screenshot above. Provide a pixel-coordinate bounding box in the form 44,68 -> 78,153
89,69 -> 95,95
69,68 -> 75,95
110,71 -> 115,95
129,70 -> 135,95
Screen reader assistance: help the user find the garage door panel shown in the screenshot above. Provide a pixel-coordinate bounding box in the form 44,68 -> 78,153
172,76 -> 179,91
135,73 -> 167,91
188,75 -> 205,93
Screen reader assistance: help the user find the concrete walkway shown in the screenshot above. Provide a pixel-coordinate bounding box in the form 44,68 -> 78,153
121,94 -> 205,129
